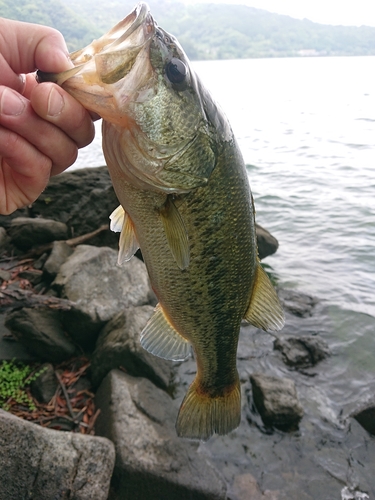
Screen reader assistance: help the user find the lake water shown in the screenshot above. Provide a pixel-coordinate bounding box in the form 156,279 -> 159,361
73,56 -> 375,498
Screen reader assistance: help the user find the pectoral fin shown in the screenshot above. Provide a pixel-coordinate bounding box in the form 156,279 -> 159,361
109,205 -> 139,265
244,261 -> 285,331
159,196 -> 190,270
140,304 -> 191,361
109,205 -> 125,232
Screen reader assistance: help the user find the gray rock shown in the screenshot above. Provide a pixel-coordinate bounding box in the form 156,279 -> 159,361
250,373 -> 304,430
0,313 -> 36,362
30,363 -> 58,403
8,217 -> 69,250
230,473 -> 278,500
18,268 -> 43,285
95,370 -> 227,500
255,224 -> 279,260
4,307 -> 77,362
27,166 -> 119,248
52,245 -> 152,342
0,227 -> 10,251
43,240 -> 74,280
341,486 -> 370,500
0,409 -> 115,500
351,401 -> 375,436
279,289 -> 318,317
274,335 -> 330,368
33,252 -> 49,270
91,305 -> 175,390
0,269 -> 11,282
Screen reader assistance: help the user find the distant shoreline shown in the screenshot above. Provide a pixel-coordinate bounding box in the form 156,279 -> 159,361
1,0 -> 375,58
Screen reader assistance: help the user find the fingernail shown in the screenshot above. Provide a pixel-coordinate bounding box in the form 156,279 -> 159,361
0,88 -> 25,116
18,74 -> 26,95
47,86 -> 64,116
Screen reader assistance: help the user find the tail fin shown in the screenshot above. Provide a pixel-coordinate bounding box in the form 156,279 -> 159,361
176,378 -> 241,441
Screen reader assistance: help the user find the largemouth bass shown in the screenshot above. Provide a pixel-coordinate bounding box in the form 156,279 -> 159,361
38,2 -> 284,440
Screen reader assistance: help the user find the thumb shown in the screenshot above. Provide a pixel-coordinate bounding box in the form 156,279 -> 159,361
0,18 -> 73,76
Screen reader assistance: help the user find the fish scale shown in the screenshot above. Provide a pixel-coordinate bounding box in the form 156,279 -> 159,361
105,126 -> 255,437
37,2 -> 284,440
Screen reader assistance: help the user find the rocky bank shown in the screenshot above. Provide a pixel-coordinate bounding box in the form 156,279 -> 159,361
0,167 -> 373,500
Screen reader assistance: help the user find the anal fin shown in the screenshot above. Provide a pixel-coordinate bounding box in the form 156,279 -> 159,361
140,304 -> 191,361
159,196 -> 190,270
109,205 -> 139,265
244,261 -> 285,331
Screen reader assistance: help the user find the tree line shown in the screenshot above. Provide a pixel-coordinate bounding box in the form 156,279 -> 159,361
1,0 -> 375,58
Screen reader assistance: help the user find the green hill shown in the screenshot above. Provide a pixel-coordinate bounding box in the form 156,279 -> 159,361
1,0 -> 375,58
0,0 -> 101,51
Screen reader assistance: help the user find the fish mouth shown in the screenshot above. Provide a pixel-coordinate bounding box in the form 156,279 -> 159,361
36,2 -> 156,120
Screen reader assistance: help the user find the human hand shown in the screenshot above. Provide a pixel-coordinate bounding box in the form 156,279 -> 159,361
0,18 -> 96,215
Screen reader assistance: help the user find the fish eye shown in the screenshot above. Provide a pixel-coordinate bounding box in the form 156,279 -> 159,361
166,58 -> 187,84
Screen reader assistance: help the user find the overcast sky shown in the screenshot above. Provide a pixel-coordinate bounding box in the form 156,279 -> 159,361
185,0 -> 375,27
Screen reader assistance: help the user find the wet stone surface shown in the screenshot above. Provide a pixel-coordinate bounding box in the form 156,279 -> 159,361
175,298 -> 375,500
250,373 -> 304,430
273,335 -> 331,368
0,167 -> 374,499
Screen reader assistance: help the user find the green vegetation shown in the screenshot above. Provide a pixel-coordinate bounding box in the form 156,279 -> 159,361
0,0 -> 101,51
0,360 -> 45,411
1,0 -> 375,58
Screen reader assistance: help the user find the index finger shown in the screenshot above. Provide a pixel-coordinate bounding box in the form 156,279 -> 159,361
0,18 -> 73,89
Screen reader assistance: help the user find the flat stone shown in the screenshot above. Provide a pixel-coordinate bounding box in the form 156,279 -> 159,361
95,370 -> 227,500
8,217 -> 69,250
0,409 -> 115,500
4,307 -> 78,362
231,473 -> 278,500
52,245 -> 153,342
250,373 -> 304,430
278,289 -> 318,318
91,305 -> 175,390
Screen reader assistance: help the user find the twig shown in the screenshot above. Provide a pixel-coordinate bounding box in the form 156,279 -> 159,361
18,224 -> 109,259
65,225 -> 109,247
0,289 -> 75,313
55,370 -> 79,424
3,259 -> 35,270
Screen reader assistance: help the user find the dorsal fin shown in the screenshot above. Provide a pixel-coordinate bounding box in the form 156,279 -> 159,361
159,196 -> 190,270
140,304 -> 191,361
244,261 -> 285,331
109,205 -> 139,265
